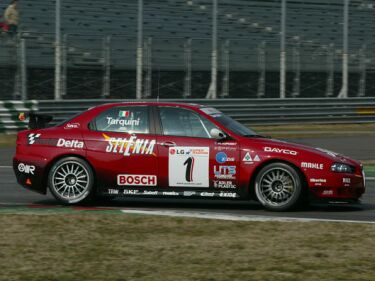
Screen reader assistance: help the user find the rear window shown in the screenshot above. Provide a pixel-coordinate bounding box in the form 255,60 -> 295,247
92,106 -> 149,134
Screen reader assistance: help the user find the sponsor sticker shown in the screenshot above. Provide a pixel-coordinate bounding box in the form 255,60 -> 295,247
213,180 -> 237,189
117,175 -> 157,186
28,133 -> 41,145
107,117 -> 140,127
242,152 -> 261,164
64,123 -> 80,129
310,178 -> 327,183
169,146 -> 209,187
219,192 -> 237,198
103,133 -> 156,157
57,138 -> 84,148
301,162 -> 324,170
18,163 -> 35,175
264,147 -> 298,155
322,190 -> 334,195
215,152 -> 234,164
200,192 -> 215,197
214,165 -> 236,180
343,178 -> 351,184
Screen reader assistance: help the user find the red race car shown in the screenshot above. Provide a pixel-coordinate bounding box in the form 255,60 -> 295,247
13,102 -> 366,211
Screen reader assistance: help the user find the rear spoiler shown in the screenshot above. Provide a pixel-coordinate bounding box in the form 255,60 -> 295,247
19,112 -> 53,129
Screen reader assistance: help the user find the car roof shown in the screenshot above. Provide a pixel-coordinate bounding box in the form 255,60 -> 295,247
95,101 -> 207,111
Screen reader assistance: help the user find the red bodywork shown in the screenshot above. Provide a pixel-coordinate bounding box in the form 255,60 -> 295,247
13,102 -> 366,202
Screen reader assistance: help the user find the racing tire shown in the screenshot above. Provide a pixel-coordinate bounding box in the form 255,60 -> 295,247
48,157 -> 94,204
254,162 -> 304,211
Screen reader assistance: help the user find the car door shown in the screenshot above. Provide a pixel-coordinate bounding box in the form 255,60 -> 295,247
155,106 -> 240,193
83,105 -> 158,195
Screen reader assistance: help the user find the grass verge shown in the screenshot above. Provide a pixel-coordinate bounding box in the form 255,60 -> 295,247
0,134 -> 16,148
0,214 -> 374,281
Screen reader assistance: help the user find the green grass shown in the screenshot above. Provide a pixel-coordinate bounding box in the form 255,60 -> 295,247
0,214 -> 374,281
0,134 -> 16,147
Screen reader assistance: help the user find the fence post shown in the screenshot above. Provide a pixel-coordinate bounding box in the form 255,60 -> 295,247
183,38 -> 192,98
291,40 -> 300,97
221,39 -> 230,98
358,44 -> 366,97
61,34 -> 68,97
206,0 -> 218,99
257,41 -> 266,98
144,37 -> 152,98
102,35 -> 111,98
136,0 -> 144,99
325,43 -> 334,97
20,38 -> 28,101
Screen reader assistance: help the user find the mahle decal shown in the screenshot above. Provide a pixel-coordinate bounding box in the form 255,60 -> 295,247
103,133 -> 156,156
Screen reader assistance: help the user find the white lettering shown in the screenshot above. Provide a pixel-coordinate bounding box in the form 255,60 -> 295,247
57,139 -> 84,149
264,147 -> 298,156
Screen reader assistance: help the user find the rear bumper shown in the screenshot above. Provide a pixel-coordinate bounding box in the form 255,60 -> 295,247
13,156 -> 48,194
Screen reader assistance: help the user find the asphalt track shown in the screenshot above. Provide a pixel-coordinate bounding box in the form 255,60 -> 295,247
1,135 -> 374,222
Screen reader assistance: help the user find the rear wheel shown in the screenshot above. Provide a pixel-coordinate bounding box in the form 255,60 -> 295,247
254,162 -> 304,211
48,157 -> 94,204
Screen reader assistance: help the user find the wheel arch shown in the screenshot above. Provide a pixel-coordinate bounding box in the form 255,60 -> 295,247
248,158 -> 308,200
42,153 -> 97,192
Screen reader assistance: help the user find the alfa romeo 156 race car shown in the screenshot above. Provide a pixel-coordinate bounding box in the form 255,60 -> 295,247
13,102 -> 366,211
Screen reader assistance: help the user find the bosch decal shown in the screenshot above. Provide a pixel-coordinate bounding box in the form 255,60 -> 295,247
117,175 -> 157,186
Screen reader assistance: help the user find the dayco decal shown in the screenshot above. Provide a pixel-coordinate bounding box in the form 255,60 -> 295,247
57,138 -> 84,148
106,117 -> 140,127
264,147 -> 298,155
117,175 -> 157,186
214,166 -> 236,179
18,163 -> 35,175
103,133 -> 156,156
213,180 -> 237,189
301,162 -> 324,170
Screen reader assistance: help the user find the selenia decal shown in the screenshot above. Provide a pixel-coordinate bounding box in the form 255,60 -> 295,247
103,133 -> 156,156
168,147 -> 209,187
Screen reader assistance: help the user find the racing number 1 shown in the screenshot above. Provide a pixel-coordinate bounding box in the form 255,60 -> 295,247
183,157 -> 195,182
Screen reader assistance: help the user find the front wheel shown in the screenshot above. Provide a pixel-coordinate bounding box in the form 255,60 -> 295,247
254,162 -> 305,211
48,157 -> 94,204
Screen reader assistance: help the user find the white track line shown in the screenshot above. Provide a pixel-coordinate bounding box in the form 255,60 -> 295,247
121,209 -> 375,224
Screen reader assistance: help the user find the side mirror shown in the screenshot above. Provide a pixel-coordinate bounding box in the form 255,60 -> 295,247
210,128 -> 226,140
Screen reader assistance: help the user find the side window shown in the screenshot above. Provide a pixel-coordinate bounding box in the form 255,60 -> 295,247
93,106 -> 149,134
159,107 -> 217,138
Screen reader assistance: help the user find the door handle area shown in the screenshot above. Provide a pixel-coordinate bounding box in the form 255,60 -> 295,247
161,141 -> 176,147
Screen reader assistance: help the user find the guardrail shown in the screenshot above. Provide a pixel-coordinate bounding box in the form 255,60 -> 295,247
1,98 -> 375,133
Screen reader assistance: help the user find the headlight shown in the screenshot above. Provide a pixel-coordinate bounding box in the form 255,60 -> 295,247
331,163 -> 355,173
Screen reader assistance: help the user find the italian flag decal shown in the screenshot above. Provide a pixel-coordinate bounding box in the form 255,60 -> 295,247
119,111 -> 130,118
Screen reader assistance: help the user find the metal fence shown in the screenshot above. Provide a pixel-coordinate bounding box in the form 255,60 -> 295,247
1,98 -> 375,134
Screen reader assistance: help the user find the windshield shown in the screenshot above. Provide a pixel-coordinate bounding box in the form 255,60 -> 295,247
200,107 -> 257,136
